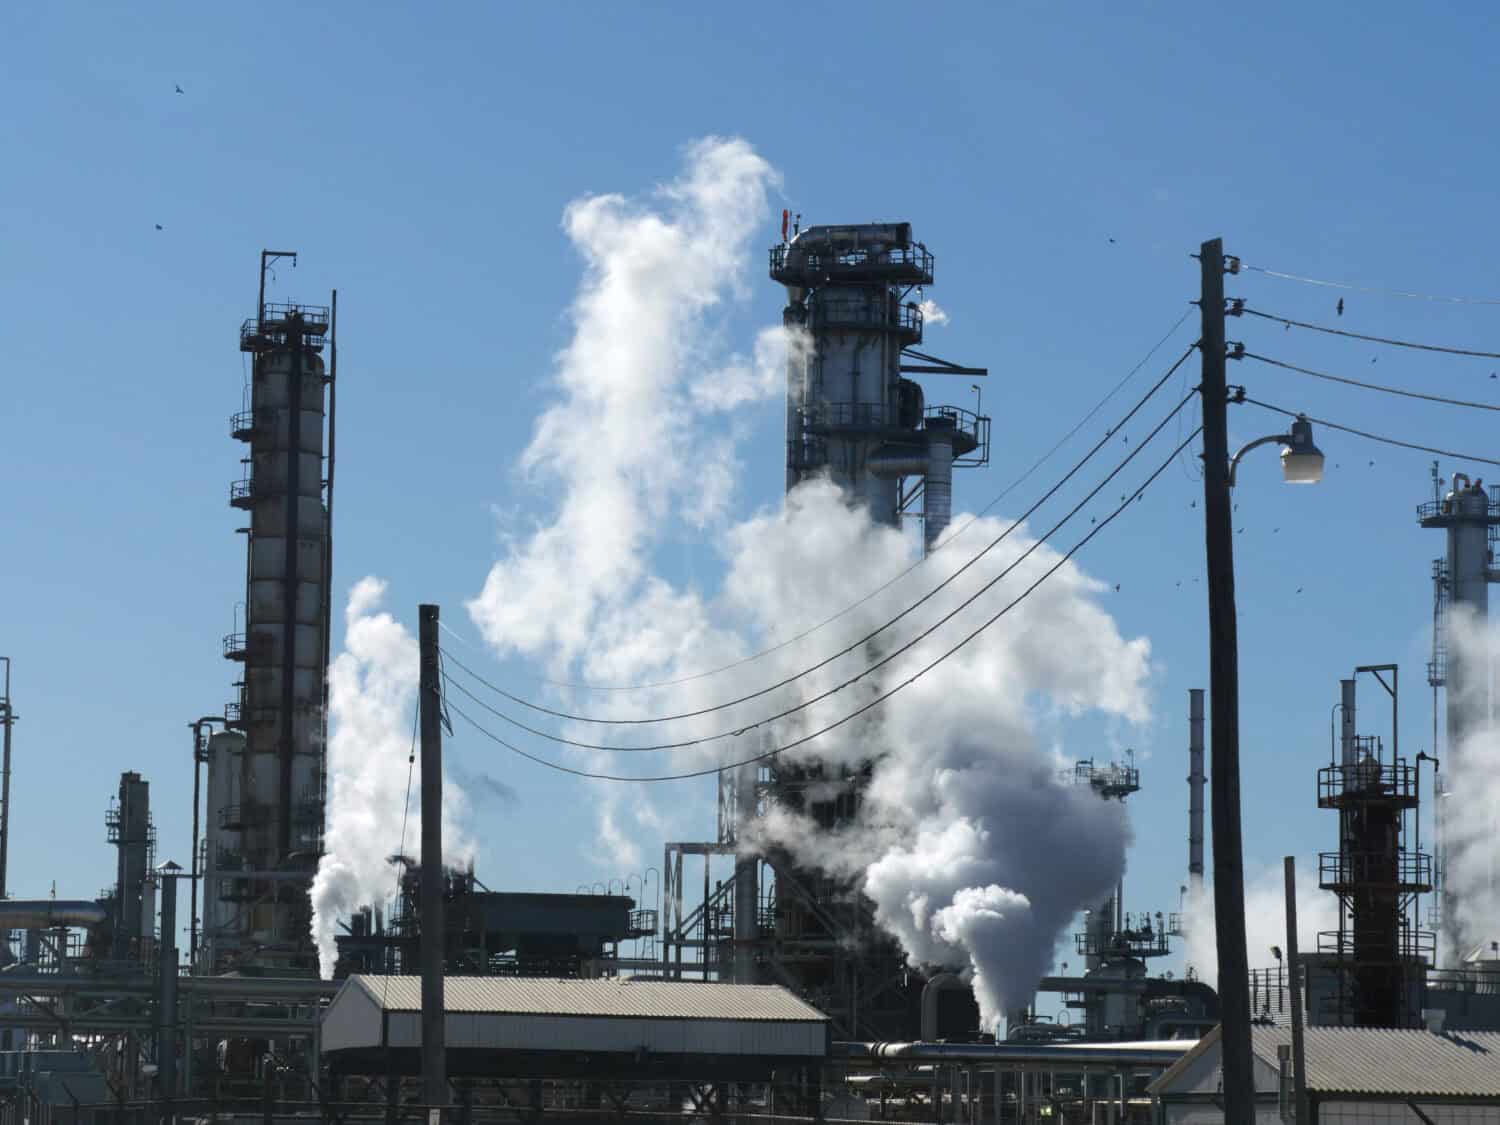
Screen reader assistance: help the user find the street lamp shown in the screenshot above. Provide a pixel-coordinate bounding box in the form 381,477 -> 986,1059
1228,416 -> 1324,488
1199,237 -> 1327,1125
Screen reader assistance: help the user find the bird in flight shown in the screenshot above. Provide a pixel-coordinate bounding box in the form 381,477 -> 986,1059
175,84 -> 184,94
1336,298 -> 1344,316
154,224 -> 163,231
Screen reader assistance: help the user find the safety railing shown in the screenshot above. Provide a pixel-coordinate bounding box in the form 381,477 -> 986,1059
770,242 -> 934,284
1317,848 -> 1432,893
1317,926 -> 1436,962
1317,759 -> 1418,807
229,478 -> 256,508
222,632 -> 247,661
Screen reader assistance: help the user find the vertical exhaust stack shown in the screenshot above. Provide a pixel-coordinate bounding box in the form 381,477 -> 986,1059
1340,679 -> 1357,766
1188,689 -> 1205,895
1417,470 -> 1499,955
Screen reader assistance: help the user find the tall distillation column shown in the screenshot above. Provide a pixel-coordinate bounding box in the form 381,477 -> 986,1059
723,224 -> 991,1034
1418,470 -> 1499,956
219,252 -> 332,971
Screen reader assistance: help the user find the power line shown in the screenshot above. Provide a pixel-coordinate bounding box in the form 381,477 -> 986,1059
444,310 -> 1198,693
441,373 -> 1199,735
443,426 -> 1203,783
1243,265 -> 1500,306
1241,352 -> 1500,413
1241,307 -> 1500,360
1241,396 -> 1500,468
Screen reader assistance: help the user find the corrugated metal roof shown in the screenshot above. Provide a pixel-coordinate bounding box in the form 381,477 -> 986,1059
1152,1025 -> 1500,1098
344,976 -> 829,1023
1257,1025 -> 1500,1098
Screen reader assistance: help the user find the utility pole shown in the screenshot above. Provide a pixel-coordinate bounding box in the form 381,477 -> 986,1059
1283,857 -> 1310,1125
1199,236 -> 1254,1121
418,605 -> 446,1117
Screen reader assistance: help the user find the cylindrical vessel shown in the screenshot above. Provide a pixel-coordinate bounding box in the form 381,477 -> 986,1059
925,422 -> 956,552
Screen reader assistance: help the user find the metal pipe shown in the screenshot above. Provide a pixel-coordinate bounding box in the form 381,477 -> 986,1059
0,902 -> 107,929
321,289 -> 337,839
1283,857 -> 1310,1125
188,717 -> 223,974
1340,679 -> 1357,766
925,427 -> 955,554
1188,688 -> 1205,891
733,761 -> 758,983
157,864 -> 182,1120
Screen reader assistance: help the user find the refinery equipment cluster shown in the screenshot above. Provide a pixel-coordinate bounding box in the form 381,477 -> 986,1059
0,229 -> 1498,1125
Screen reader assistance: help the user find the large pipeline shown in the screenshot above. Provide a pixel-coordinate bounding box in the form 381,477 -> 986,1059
841,1040 -> 1194,1068
0,901 -> 107,930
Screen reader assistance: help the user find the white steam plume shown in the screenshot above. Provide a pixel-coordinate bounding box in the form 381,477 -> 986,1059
1441,608 -> 1500,957
310,578 -> 475,977
466,136 -> 1152,1027
1182,860 -> 1339,986
917,298 -> 950,327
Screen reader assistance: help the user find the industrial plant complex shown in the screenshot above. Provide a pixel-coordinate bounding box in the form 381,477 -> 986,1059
3,225 -> 1500,1125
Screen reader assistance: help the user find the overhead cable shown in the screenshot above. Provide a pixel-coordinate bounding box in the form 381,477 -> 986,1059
443,426 -> 1204,783
441,369 -> 1199,733
442,389 -> 1198,753
1241,352 -> 1500,412
1241,397 -> 1500,468
442,309 -> 1197,693
1241,307 -> 1500,359
1243,265 -> 1500,306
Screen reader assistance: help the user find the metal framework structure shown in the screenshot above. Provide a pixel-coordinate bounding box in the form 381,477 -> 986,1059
1315,666 -> 1434,1027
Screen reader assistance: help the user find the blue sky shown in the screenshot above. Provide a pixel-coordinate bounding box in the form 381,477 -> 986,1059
4,2 -> 1498,986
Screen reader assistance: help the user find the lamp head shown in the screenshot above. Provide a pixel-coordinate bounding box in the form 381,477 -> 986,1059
1281,415 -> 1324,484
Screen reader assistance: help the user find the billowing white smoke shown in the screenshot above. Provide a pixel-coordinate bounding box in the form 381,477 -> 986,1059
464,136 -> 1152,1027
1182,861 -> 1339,985
1441,608 -> 1500,957
310,578 -> 475,977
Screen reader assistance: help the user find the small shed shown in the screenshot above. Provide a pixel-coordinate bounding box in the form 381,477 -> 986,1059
322,975 -> 830,1084
1149,1023 -> 1500,1123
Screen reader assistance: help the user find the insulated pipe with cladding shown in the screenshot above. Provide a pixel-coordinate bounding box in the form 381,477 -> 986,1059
924,424 -> 955,555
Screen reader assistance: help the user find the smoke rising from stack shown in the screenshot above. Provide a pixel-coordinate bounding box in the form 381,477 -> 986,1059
1442,608 -> 1500,958
309,578 -> 474,977
462,137 -> 1154,1025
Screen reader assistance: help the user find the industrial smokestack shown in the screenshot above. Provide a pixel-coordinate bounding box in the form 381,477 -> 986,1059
1188,689 -> 1205,891
1340,678 -> 1357,766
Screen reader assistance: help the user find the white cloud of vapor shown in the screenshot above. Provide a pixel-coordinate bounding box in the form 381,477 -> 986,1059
918,298 -> 950,328
1182,861 -> 1339,986
462,136 -> 1153,1027
309,578 -> 475,977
